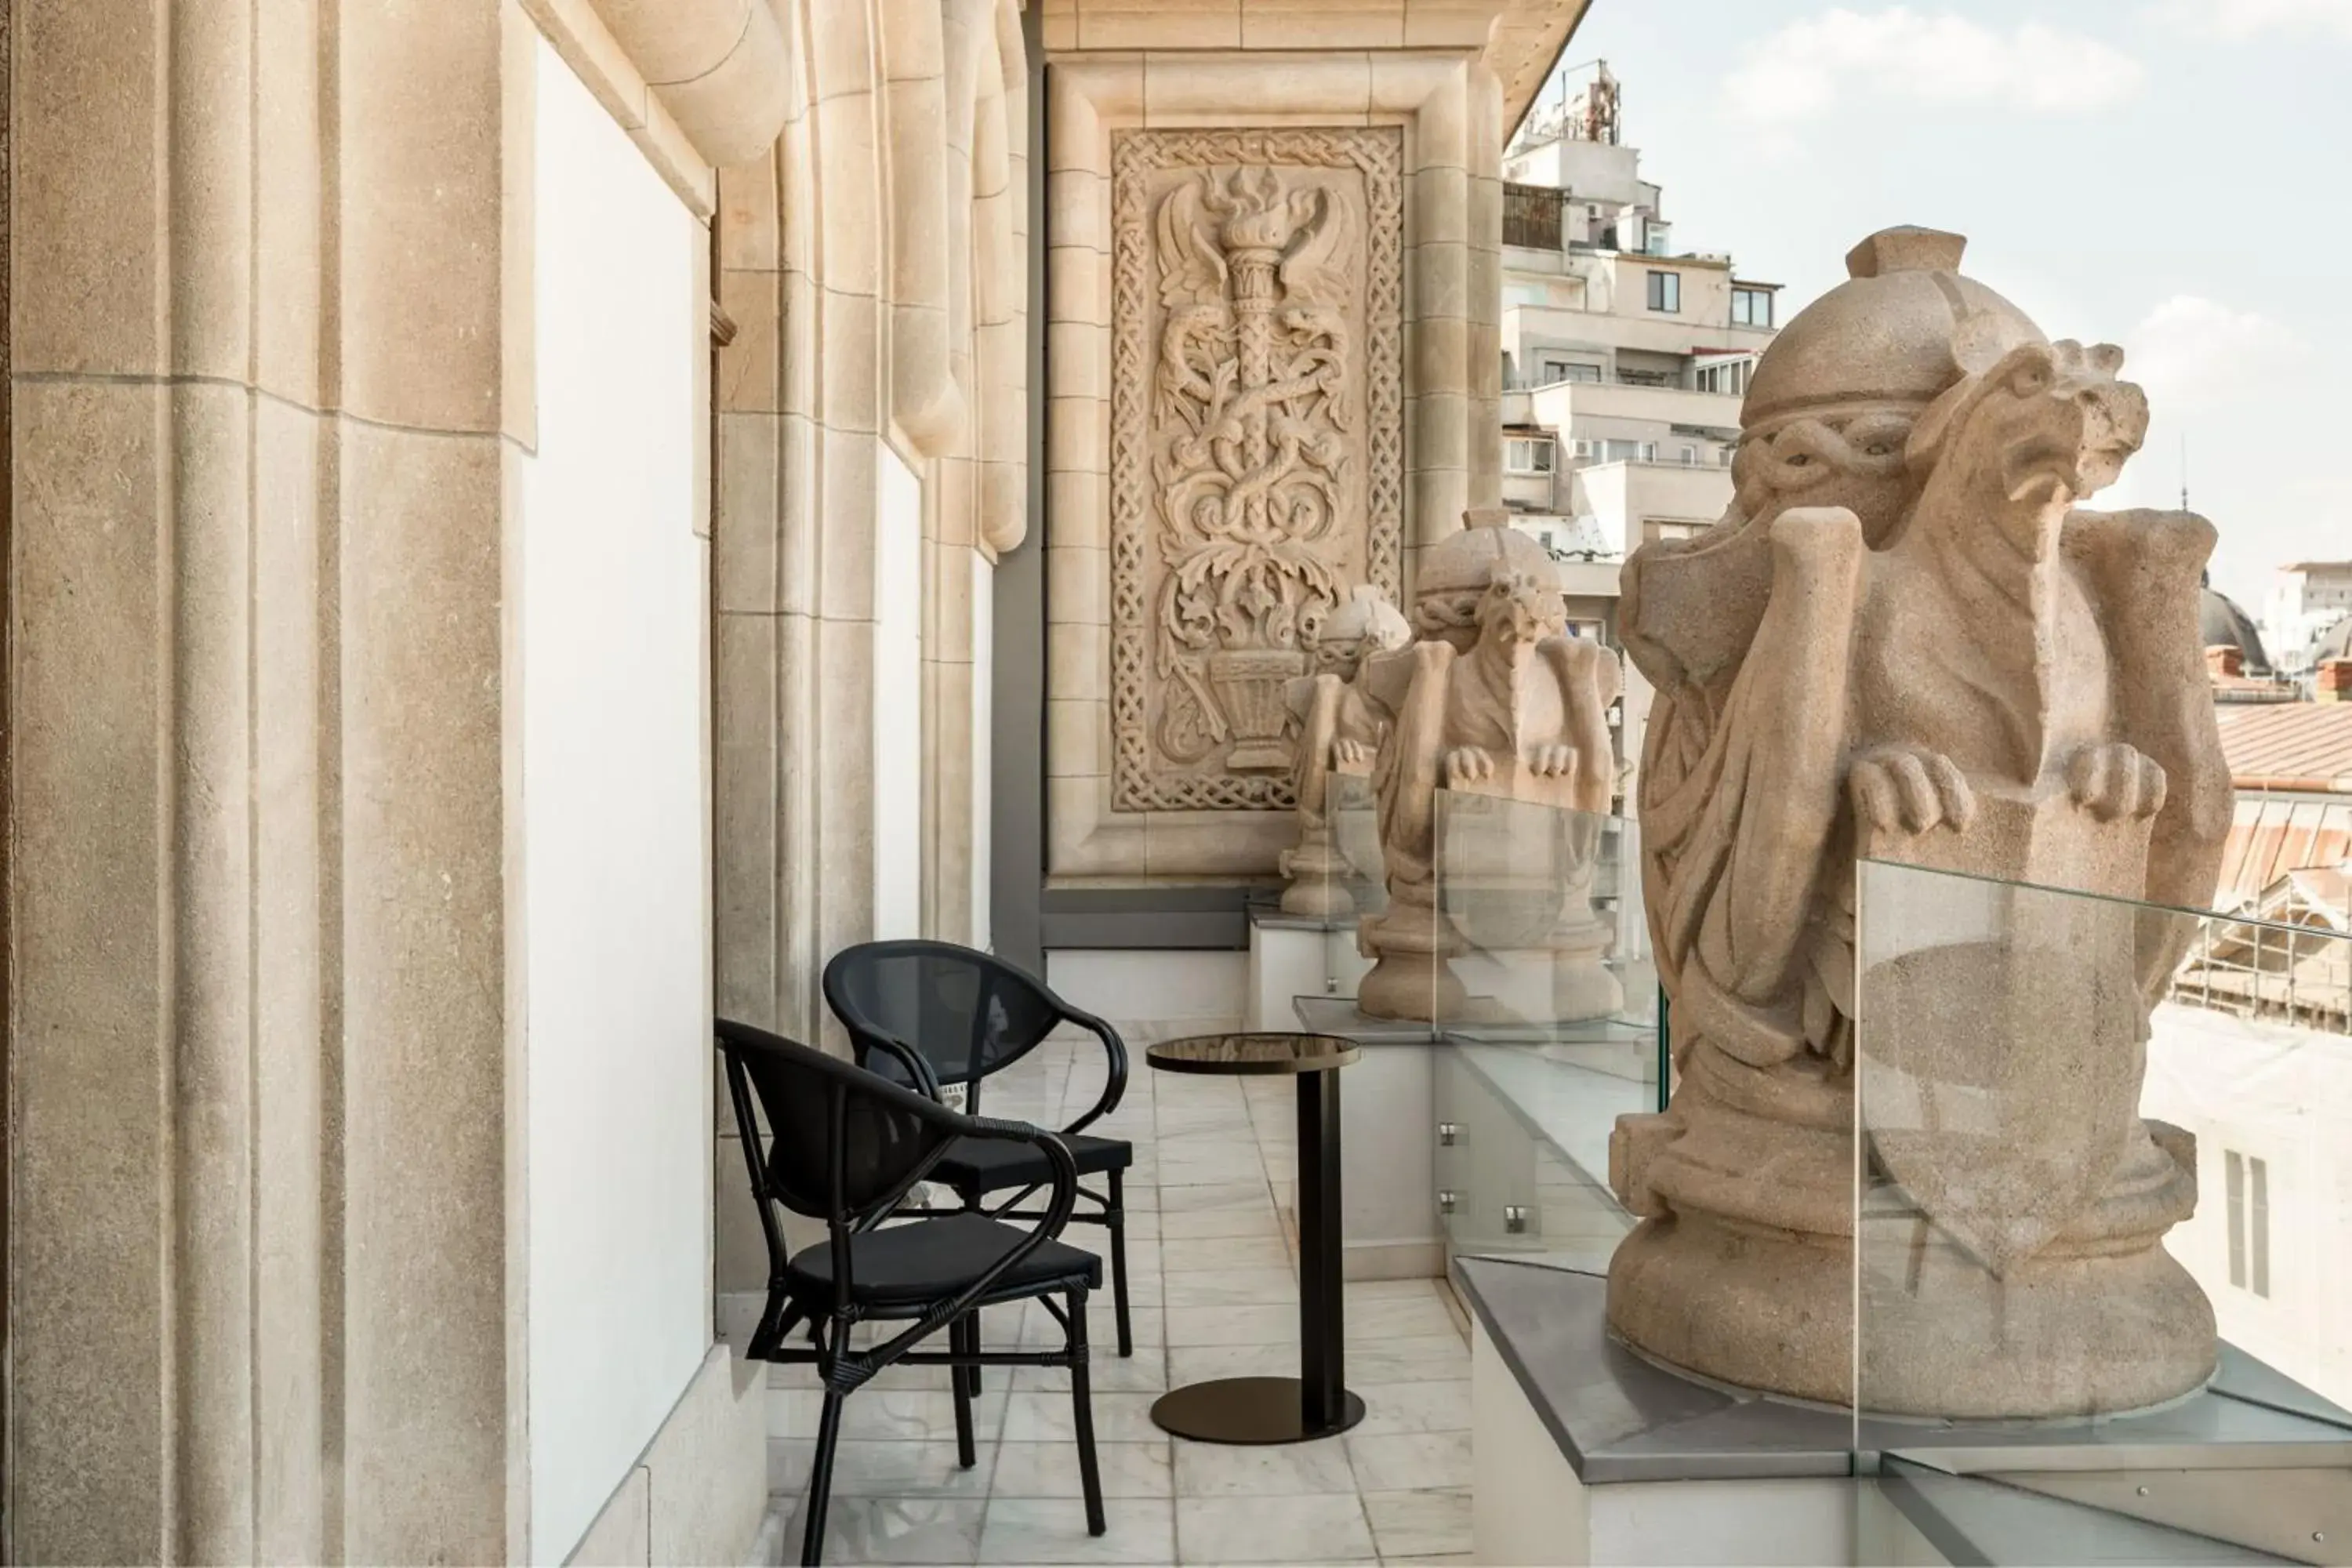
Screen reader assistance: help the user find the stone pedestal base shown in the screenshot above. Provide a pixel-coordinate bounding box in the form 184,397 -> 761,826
1607,1173 -> 2217,1420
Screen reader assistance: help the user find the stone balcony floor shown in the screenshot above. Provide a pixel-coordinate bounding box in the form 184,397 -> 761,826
765,1036 -> 1475,1565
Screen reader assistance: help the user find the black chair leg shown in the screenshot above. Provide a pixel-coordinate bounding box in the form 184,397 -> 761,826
1067,1286 -> 1106,1536
1107,1171 -> 1134,1358
961,1186 -> 986,1394
801,1388 -> 846,1567
951,1316 -> 978,1470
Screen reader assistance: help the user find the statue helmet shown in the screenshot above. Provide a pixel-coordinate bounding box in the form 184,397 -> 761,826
1740,227 -> 2046,439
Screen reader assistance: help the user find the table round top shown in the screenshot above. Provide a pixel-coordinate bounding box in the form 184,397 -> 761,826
1145,1032 -> 1361,1076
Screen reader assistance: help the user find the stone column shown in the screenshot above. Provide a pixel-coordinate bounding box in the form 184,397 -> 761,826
9,0 -> 539,1556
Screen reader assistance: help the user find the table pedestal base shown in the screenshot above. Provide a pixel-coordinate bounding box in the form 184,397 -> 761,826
1149,1377 -> 1366,1445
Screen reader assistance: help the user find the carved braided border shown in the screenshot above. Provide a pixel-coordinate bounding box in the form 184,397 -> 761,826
1108,126 -> 1404,815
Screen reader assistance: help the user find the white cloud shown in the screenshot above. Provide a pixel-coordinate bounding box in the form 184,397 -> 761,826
2122,296 -> 2308,411
1724,9 -> 2144,129
2155,0 -> 2352,39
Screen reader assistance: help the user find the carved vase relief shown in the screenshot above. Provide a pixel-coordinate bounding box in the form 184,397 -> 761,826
1110,129 -> 1403,812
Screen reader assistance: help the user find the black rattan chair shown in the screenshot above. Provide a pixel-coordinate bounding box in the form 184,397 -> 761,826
716,1018 -> 1106,1566
821,941 -> 1137,1368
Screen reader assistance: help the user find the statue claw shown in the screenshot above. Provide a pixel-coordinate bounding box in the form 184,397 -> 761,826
1527,742 -> 1577,777
1444,746 -> 1495,787
2065,742 -> 2168,822
1849,743 -> 1976,836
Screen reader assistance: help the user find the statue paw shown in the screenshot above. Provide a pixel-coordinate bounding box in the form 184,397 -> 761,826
1443,746 -> 1496,787
2065,742 -> 2169,822
1334,738 -> 1373,767
1526,742 -> 1578,778
1849,744 -> 1976,835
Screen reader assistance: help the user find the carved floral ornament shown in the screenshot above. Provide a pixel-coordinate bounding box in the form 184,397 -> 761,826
1109,129 -> 1403,814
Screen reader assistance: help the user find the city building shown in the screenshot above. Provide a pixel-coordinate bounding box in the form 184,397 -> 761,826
1493,63 -> 1780,789
2264,559 -> 2352,678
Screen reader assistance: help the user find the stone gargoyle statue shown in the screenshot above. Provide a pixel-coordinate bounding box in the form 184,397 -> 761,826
1277,585 -> 1412,919
1608,228 -> 2234,1420
1353,510 -> 1621,1022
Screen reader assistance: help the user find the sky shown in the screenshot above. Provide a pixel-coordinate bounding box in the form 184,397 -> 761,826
1535,0 -> 2352,610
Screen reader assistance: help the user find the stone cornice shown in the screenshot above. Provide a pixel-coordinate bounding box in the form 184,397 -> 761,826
521,0 -> 797,217
1487,0 -> 1597,140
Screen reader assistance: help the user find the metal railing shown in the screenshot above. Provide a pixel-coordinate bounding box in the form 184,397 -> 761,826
1503,183 -> 1564,250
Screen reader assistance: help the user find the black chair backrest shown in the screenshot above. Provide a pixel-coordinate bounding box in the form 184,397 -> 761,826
822,940 -> 1066,1109
716,1018 -> 960,1228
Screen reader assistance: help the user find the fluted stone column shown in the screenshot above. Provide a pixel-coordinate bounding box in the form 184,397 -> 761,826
9,1 -> 780,1560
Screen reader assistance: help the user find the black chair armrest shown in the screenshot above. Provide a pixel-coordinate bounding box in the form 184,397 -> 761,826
855,1029 -> 943,1101
869,1112 -> 1081,1367
1054,1002 -> 1129,1138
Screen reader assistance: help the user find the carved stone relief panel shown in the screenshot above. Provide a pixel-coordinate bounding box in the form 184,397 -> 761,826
1109,127 -> 1403,813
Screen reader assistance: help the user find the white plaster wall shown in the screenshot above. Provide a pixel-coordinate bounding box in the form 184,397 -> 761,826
522,38 -> 710,1560
874,448 -> 925,938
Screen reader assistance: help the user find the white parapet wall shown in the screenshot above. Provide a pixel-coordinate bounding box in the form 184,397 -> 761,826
522,34 -> 759,1564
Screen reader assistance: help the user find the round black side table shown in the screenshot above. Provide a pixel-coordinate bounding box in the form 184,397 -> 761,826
1145,1032 -> 1366,1444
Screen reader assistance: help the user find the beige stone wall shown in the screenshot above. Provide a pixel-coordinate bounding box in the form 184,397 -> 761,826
1041,48 -> 1507,884
5,1 -> 780,1561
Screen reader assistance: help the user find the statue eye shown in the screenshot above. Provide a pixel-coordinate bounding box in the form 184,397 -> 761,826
2011,362 -> 2051,396
1785,453 -> 1813,467
1863,441 -> 1894,456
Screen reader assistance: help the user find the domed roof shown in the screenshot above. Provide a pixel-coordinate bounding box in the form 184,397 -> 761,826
1740,227 -> 2045,433
1415,508 -> 1562,602
2314,612 -> 2352,664
2201,586 -> 2273,675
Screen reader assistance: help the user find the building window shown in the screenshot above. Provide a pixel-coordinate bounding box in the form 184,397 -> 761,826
1540,360 -> 1601,384
2226,1149 -> 2270,1298
1646,270 -> 1681,313
1733,286 -> 1774,328
1679,445 -> 1698,465
1639,441 -> 1657,463
1505,437 -> 1556,474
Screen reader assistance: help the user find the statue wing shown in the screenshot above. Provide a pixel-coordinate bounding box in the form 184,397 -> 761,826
1643,506 -> 1866,1068
1277,187 -> 1350,303
1621,514 -> 1774,702
2061,507 -> 2235,993
1156,179 -> 1228,309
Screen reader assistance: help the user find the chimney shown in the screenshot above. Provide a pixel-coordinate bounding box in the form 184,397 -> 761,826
2205,644 -> 2244,680
2316,657 -> 2352,702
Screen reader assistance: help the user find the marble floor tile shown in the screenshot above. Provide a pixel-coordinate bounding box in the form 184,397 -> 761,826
1362,1489 -> 1471,1558
1163,1268 -> 1298,1307
770,1438 -> 994,1498
797,1497 -> 989,1565
770,1388 -> 1007,1444
1344,1277 -> 1445,1301
1009,1347 -> 1171,1393
1348,1381 -> 1471,1436
1168,1341 -> 1298,1385
1159,1207 -> 1283,1240
1342,1294 -> 1461,1343
1157,1180 -> 1275,1214
1344,1334 -> 1469,1385
1342,1432 -> 1471,1493
991,1439 -> 1174,1499
1175,1494 -> 1375,1563
1002,1389 -> 1165,1444
1171,1436 -> 1355,1497
1162,1304 -> 1299,1347
1160,1234 -> 1291,1272
976,1497 -> 1177,1564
